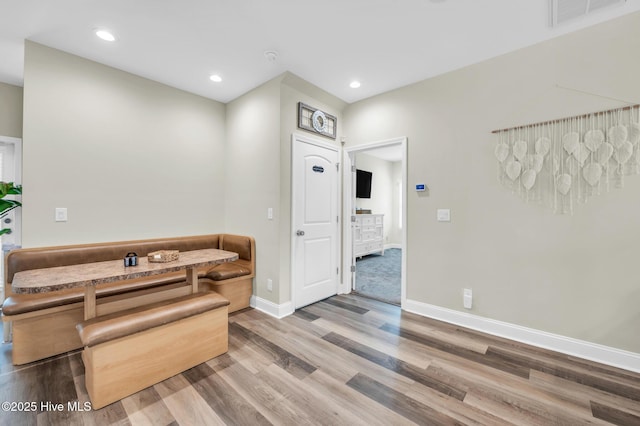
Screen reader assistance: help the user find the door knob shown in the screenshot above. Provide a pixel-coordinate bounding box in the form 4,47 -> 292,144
296,230 -> 305,236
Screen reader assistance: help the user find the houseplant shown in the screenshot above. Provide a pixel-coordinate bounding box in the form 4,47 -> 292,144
0,181 -> 22,235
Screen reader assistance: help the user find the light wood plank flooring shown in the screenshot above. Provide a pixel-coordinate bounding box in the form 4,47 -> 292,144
1,294 -> 639,425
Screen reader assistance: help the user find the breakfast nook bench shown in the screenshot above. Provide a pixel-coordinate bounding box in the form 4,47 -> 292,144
2,234 -> 255,365
76,291 -> 229,409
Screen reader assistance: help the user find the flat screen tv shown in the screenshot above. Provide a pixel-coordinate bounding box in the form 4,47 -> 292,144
356,169 -> 372,199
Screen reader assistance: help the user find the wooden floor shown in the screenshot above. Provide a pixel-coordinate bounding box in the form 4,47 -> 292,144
1,294 -> 639,425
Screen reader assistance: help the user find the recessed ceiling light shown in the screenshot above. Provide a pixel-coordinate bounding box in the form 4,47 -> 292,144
209,74 -> 222,83
350,81 -> 361,89
95,29 -> 116,42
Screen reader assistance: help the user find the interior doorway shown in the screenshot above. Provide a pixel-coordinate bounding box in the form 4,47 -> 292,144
0,136 -> 22,251
342,137 -> 407,307
0,135 -> 22,343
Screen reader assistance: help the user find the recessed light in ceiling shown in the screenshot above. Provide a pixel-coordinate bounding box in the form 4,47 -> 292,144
210,74 -> 222,83
95,29 -> 116,42
350,81 -> 361,89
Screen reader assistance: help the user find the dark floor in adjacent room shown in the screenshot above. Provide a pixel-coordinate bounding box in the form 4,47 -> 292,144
1,294 -> 640,425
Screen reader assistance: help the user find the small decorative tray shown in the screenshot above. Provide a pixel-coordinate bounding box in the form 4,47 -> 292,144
148,250 -> 179,263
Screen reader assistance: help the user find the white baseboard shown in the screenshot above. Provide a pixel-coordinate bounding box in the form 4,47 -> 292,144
403,299 -> 640,373
250,295 -> 294,319
385,243 -> 402,250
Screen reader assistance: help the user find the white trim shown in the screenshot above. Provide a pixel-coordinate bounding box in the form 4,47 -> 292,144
404,298 -> 640,373
292,132 -> 340,152
342,137 -> 408,305
250,295 -> 295,319
0,135 -> 22,186
385,243 -> 402,250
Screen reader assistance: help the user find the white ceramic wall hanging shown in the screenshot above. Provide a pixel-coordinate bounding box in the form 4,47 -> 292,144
584,129 -> 604,151
535,137 -> 551,156
505,160 -> 522,181
493,105 -> 640,214
494,142 -> 509,162
629,123 -> 640,145
522,170 -> 537,190
583,163 -> 603,187
513,140 -> 528,162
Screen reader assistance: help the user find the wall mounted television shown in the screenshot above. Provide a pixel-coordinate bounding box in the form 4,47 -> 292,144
356,169 -> 372,199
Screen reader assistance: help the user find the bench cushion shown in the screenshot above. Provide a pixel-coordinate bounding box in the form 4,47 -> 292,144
204,259 -> 252,281
76,292 -> 229,347
2,272 -> 188,316
221,234 -> 252,261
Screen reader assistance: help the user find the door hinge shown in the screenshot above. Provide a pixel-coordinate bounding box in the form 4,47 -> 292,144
336,162 -> 340,171
337,215 -> 339,223
351,165 -> 356,173
350,265 -> 356,273
337,267 -> 339,275
351,215 -> 356,223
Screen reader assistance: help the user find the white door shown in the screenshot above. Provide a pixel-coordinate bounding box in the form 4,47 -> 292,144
292,135 -> 339,309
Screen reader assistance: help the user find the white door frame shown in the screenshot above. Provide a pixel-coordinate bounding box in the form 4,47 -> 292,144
291,132 -> 341,310
0,135 -> 22,250
342,137 -> 407,306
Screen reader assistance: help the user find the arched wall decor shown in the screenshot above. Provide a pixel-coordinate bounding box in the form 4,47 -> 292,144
493,105 -> 640,214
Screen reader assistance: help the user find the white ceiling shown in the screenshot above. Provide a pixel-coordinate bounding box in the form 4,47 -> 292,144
1,0 -> 639,104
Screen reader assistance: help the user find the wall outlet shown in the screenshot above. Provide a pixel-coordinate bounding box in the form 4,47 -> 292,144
437,209 -> 451,222
267,278 -> 273,292
55,207 -> 68,222
463,288 -> 472,309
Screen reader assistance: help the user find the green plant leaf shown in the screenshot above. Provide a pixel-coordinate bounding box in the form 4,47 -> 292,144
0,199 -> 21,215
0,182 -> 21,197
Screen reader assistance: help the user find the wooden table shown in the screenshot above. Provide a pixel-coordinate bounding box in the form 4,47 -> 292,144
11,248 -> 239,319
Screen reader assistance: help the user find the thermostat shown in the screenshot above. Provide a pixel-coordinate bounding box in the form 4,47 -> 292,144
415,184 -> 426,192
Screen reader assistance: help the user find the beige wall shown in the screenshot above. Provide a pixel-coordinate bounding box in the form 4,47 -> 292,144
22,42 -> 226,247
0,82 -> 23,138
225,73 -> 344,306
225,76 -> 283,304
344,13 -> 640,353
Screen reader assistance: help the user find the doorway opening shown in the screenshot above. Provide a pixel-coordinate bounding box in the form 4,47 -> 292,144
0,135 -> 22,342
342,137 -> 407,307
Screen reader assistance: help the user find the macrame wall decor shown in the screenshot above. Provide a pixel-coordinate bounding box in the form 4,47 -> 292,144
493,104 -> 640,214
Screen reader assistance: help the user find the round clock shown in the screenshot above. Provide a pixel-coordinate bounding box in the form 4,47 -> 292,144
311,110 -> 328,133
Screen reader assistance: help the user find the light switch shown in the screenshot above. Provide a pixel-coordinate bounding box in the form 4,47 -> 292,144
437,209 -> 450,222
55,208 -> 68,222
267,207 -> 273,220
463,288 -> 473,309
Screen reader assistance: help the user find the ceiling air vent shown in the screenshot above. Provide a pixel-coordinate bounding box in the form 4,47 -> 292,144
550,0 -> 626,27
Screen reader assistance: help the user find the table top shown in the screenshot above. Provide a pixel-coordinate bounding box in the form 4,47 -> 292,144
11,248 -> 239,294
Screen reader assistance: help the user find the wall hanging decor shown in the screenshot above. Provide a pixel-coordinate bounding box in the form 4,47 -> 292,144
298,102 -> 337,139
492,104 -> 640,214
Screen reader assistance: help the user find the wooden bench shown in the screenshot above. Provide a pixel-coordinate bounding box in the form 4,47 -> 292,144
76,291 -> 229,409
2,234 -> 255,365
